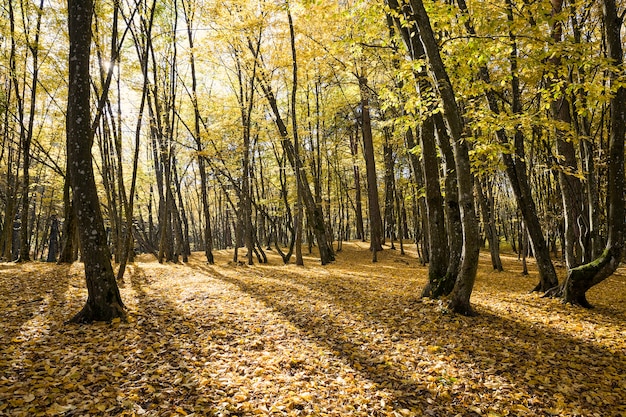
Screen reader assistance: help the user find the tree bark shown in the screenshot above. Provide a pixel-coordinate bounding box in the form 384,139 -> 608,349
407,0 -> 481,315
475,176 -> 503,271
67,0 -> 125,323
558,0 -> 625,306
382,133 -> 396,249
17,0 -> 45,262
450,0 -> 559,292
182,0 -> 214,264
287,7 -> 304,266
433,113 -> 463,288
549,0 -> 585,270
349,124 -> 365,241
418,116 -> 450,297
358,76 -> 384,256
46,215 -> 59,263
387,0 -> 459,295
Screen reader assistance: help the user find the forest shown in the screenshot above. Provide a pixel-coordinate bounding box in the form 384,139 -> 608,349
1,0 -> 625,415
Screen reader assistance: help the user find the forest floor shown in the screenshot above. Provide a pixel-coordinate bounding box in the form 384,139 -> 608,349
1,242 -> 625,417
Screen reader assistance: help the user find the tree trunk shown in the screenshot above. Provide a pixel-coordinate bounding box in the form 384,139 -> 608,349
433,112 -> 463,291
57,179 -> 78,264
382,134 -> 396,249
549,0 -> 585,270
287,7 -> 304,267
475,176 -> 503,271
349,124 -> 365,241
418,116 -> 450,297
405,129 -> 429,265
67,0 -> 125,323
558,0 -> 625,307
358,76 -> 384,255
46,215 -> 59,263
388,0 -> 459,294
407,0 -> 481,315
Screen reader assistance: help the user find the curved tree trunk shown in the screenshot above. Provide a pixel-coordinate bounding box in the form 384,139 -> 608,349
388,0 -> 461,300
257,69 -> 334,265
408,0 -> 481,316
559,0 -> 625,306
549,0 -> 585,270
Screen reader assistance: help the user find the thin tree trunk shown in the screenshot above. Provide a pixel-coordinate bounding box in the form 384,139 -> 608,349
475,176 -> 503,271
349,124 -> 365,241
256,61 -> 335,265
287,7 -> 304,266
358,76 -> 384,257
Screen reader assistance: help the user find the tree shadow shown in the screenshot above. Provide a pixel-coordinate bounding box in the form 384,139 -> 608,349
0,262 -> 71,347
189,259 -> 626,416
1,263 -> 213,415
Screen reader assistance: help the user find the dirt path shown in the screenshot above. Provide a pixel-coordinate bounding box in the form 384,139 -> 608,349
1,243 -> 625,416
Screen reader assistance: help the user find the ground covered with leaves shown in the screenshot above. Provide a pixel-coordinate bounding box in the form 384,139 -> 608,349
1,242 -> 625,417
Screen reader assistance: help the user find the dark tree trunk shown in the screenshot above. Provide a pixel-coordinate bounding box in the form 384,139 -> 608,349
558,0 -> 625,307
46,215 -> 59,263
407,0 -> 481,315
358,76 -> 384,256
349,124 -> 365,241
57,179 -> 78,264
382,134 -> 396,248
549,0 -> 585,270
505,0 -> 559,292
67,0 -> 125,323
388,0 -> 459,294
433,113 -> 463,290
181,0 -> 214,264
287,7 -> 304,267
418,116 -> 451,297
475,176 -> 503,271
405,129 -> 429,265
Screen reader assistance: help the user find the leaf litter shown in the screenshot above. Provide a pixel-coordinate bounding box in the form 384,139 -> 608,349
1,242 -> 625,416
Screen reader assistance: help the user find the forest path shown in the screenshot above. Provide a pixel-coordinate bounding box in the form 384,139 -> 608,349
1,242 -> 625,416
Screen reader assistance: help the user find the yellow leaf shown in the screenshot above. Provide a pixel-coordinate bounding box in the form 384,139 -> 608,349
510,404 -> 530,413
469,406 -> 482,415
23,393 -> 35,403
299,392 -> 313,402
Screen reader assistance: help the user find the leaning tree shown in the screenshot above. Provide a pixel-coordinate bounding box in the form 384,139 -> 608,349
553,0 -> 625,307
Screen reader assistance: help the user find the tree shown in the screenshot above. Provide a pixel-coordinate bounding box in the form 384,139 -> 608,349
386,1 -> 457,296
358,76 -> 385,259
67,0 -> 125,323
182,0 -> 214,264
451,0 -> 559,293
555,0 -> 625,307
393,0 -> 481,315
